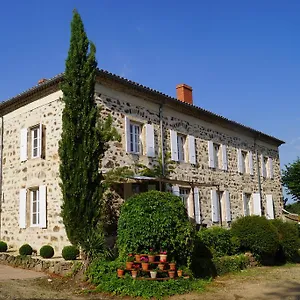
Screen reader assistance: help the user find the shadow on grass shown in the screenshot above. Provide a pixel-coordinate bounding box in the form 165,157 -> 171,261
263,280 -> 300,300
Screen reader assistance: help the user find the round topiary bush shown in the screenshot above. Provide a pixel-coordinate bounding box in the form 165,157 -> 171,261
0,241 -> 8,252
19,244 -> 33,256
40,245 -> 54,259
231,216 -> 279,260
62,245 -> 79,260
117,190 -> 195,265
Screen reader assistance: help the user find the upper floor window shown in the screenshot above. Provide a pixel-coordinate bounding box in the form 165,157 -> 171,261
237,149 -> 253,175
129,122 -> 141,154
177,134 -> 186,162
208,141 -> 227,170
31,126 -> 41,158
213,143 -> 221,169
261,155 -> 274,179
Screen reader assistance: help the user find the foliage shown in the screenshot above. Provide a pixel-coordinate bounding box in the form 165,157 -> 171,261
271,219 -> 300,262
197,227 -> 240,257
59,10 -> 118,257
103,167 -> 134,187
231,216 -> 279,260
0,241 -> 7,252
86,258 -> 207,299
19,244 -> 33,256
39,245 -> 54,259
285,201 -> 300,215
212,254 -> 250,275
117,191 -> 195,265
282,158 -> 300,201
137,152 -> 175,178
62,245 -> 79,260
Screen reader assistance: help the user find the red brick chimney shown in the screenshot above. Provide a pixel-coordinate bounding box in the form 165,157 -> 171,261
176,84 -> 193,104
38,78 -> 47,85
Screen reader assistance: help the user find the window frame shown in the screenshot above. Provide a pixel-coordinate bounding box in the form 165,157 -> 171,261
213,143 -> 221,169
179,187 -> 190,210
129,121 -> 142,154
243,193 -> 252,216
241,150 -> 248,174
31,126 -> 40,159
30,188 -> 40,227
177,134 -> 186,162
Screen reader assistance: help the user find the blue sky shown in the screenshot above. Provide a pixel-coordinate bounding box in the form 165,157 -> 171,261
1,1 -> 299,183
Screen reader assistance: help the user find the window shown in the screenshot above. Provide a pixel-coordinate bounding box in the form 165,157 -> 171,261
179,188 -> 190,210
241,150 -> 248,173
31,127 -> 40,158
129,122 -> 142,154
213,143 -> 221,169
262,156 -> 268,178
177,134 -> 186,162
243,193 -> 252,216
30,189 -> 40,226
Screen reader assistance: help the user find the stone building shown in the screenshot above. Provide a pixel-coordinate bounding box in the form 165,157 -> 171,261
0,70 -> 284,253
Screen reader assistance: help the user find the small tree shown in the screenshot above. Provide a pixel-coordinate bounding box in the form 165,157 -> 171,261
282,158 -> 300,201
59,10 -> 118,258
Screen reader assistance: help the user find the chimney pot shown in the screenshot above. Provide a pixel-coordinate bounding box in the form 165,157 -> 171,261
176,83 -> 193,104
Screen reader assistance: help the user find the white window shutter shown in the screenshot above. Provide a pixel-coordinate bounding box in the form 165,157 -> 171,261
253,193 -> 262,216
172,185 -> 180,196
266,194 -> 274,219
237,149 -> 243,173
39,185 -> 47,228
224,190 -> 231,222
221,144 -> 228,171
268,158 -> 274,179
170,130 -> 178,161
211,190 -> 219,222
194,187 -> 201,224
145,124 -> 155,157
242,193 -> 247,216
248,151 -> 254,175
124,116 -> 131,152
19,189 -> 27,228
38,123 -> 42,157
208,141 -> 215,168
20,128 -> 28,162
188,135 -> 196,164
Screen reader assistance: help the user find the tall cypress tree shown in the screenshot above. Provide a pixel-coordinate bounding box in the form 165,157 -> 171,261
59,10 -> 104,254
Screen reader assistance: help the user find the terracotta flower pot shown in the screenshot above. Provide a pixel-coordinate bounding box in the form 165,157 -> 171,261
160,254 -> 167,262
169,263 -> 176,271
131,270 -> 138,279
135,254 -> 141,262
148,255 -> 155,263
177,270 -> 183,277
142,262 -> 149,271
168,270 -> 175,279
150,271 -> 157,279
126,261 -> 133,269
117,269 -> 124,277
158,263 -> 165,270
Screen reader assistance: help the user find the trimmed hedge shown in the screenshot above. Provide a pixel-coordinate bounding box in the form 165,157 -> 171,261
0,241 -> 7,252
117,191 -> 195,265
40,245 -> 54,259
62,245 -> 79,260
231,216 -> 279,260
271,219 -> 300,262
19,244 -> 33,256
198,227 -> 239,257
213,254 -> 250,275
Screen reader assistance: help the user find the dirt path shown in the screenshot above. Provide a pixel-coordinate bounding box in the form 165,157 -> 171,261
1,264 -> 300,299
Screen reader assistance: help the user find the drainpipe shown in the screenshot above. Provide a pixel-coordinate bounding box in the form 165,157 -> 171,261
159,105 -> 164,191
0,116 -> 3,239
254,137 -> 263,215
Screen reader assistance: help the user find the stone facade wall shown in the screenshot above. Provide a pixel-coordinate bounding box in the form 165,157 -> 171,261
0,80 -> 283,252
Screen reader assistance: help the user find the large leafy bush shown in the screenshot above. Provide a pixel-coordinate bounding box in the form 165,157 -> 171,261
231,216 -> 279,260
198,227 -> 239,257
212,254 -> 250,275
117,191 -> 194,265
271,219 -> 300,262
62,245 -> 79,260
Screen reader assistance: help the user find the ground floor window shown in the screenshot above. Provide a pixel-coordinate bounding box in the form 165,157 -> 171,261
179,188 -> 190,210
30,189 -> 40,226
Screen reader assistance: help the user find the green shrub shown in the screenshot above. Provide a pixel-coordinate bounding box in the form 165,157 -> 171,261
19,244 -> 33,256
62,245 -> 79,260
213,254 -> 250,275
231,216 -> 279,260
39,245 -> 54,259
117,191 -> 195,265
86,258 -> 207,299
0,241 -> 8,252
271,219 -> 300,262
198,227 -> 240,257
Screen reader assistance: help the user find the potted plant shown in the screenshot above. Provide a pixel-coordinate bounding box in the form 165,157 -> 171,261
160,250 -> 167,262
177,268 -> 183,277
148,248 -> 156,263
168,270 -> 175,279
131,269 -> 138,279
135,253 -> 141,262
158,262 -> 165,270
126,254 -> 135,269
169,259 -> 176,271
150,267 -> 158,279
140,256 -> 149,271
117,266 -> 125,277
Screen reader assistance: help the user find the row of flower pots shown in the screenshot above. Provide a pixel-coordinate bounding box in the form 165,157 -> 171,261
125,261 -> 176,271
128,252 -> 168,264
117,268 -> 183,279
